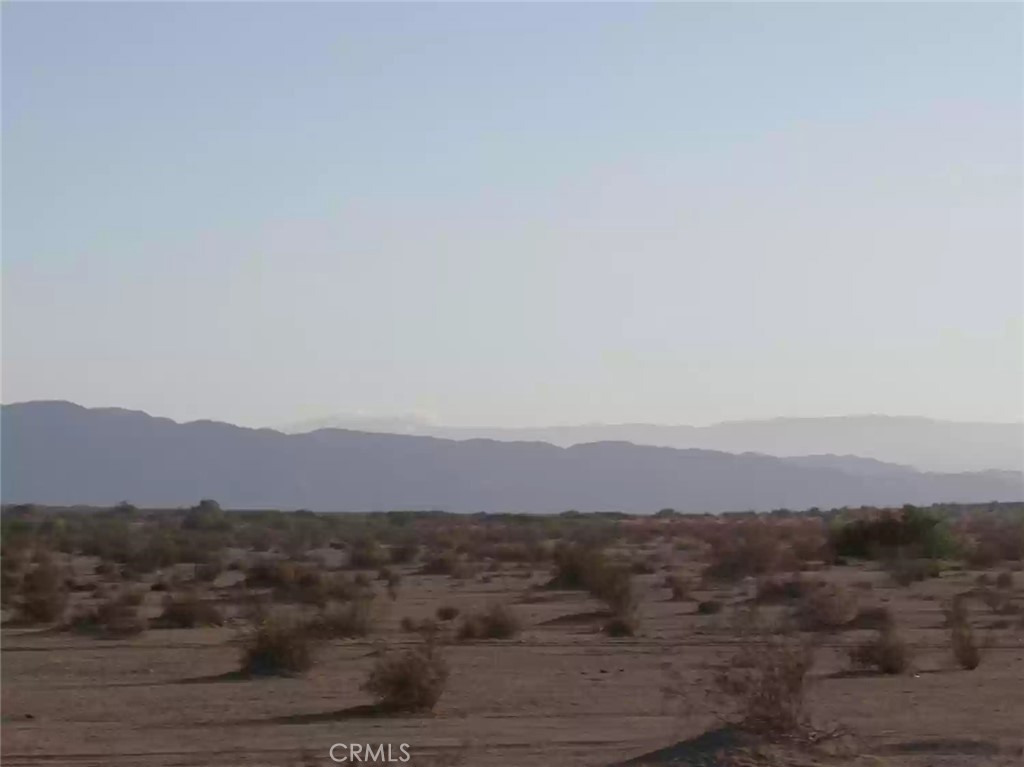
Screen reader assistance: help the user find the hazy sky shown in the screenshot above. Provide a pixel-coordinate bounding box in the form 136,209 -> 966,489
3,3 -> 1022,428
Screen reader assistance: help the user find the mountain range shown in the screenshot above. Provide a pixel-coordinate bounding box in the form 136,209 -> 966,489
282,414 -> 1024,474
2,401 -> 1020,513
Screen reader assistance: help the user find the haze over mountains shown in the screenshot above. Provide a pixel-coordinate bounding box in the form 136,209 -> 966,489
283,414 -> 1024,474
2,401 -> 1020,513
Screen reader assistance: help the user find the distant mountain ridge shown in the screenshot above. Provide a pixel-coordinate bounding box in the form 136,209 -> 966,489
281,414 -> 1024,473
2,401 -> 1020,512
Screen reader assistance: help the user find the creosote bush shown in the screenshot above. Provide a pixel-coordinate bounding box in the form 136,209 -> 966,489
362,636 -> 449,713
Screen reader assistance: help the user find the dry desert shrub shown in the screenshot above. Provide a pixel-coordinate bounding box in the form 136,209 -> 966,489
457,602 -> 521,640
755,574 -> 818,604
885,556 -> 942,586
548,542 -> 608,590
156,591 -> 224,628
604,611 -> 640,637
67,594 -> 148,638
362,636 -> 449,713
419,550 -> 459,576
240,612 -> 315,676
974,586 -> 1021,616
945,596 -> 981,670
796,583 -> 859,631
436,605 -> 460,622
1,563 -> 23,607
705,619 -> 817,739
697,599 -> 723,615
591,564 -> 640,636
848,623 -> 912,675
349,539 -> 388,569
18,555 -> 69,623
848,604 -> 893,631
702,522 -> 786,581
304,597 -> 374,639
389,542 -> 420,565
665,572 -> 693,602
548,542 -> 641,634
245,558 -> 300,589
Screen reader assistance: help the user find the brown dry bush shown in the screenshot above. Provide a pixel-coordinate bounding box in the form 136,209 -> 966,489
974,586 -> 1021,616
848,605 -> 893,631
362,636 -> 449,713
796,583 -> 859,631
665,572 -> 693,602
1,568 -> 22,607
240,613 -> 315,676
155,591 -> 225,628
548,542 -> 608,590
419,550 -> 463,576
457,602 -> 521,640
885,556 -> 942,586
349,540 -> 388,569
245,559 -> 300,589
848,623 -> 912,674
18,555 -> 69,623
304,597 -> 374,639
945,596 -> 981,670
604,612 -> 640,637
67,594 -> 148,638
436,605 -> 460,621
698,599 -> 723,615
703,522 -> 786,581
710,624 -> 816,738
755,575 -> 817,604
400,616 -> 440,636
389,543 -> 420,565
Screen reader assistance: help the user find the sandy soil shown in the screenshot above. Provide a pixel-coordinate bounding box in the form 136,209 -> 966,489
3,561 -> 1023,767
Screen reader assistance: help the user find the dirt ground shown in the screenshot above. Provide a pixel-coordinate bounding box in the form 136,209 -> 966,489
3,554 -> 1024,767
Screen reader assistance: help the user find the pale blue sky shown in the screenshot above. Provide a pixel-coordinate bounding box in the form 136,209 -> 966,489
3,2 -> 1022,427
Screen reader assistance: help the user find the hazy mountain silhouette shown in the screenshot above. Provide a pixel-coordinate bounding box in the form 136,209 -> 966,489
282,415 -> 1024,473
3,401 -> 1020,512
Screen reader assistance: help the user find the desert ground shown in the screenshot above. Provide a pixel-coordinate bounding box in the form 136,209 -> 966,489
2,504 -> 1023,767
